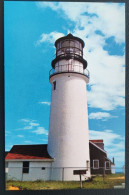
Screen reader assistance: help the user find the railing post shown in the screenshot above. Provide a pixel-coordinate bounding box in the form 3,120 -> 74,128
62,168 -> 64,181
80,174 -> 82,189
50,166 -> 53,181
103,166 -> 105,181
21,167 -> 23,181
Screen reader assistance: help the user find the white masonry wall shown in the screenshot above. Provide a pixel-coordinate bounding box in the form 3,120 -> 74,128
111,164 -> 115,174
6,161 -> 52,181
7,161 -> 23,181
48,66 -> 90,180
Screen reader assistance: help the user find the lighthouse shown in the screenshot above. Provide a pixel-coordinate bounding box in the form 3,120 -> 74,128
47,33 -> 91,181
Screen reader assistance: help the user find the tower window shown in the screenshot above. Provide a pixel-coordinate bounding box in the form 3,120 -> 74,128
53,81 -> 56,90
23,161 -> 29,173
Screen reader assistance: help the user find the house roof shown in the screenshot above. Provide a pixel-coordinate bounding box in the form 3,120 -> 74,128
5,141 -> 113,164
90,139 -> 103,143
5,151 -> 9,157
5,144 -> 53,160
90,139 -> 104,150
105,156 -> 115,165
89,140 -> 107,154
55,33 -> 85,48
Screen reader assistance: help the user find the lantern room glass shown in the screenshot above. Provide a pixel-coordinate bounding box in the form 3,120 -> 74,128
56,39 -> 83,57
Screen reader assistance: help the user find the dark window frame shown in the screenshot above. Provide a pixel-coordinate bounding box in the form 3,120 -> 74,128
105,161 -> 111,170
93,159 -> 99,169
23,161 -> 29,174
53,81 -> 56,90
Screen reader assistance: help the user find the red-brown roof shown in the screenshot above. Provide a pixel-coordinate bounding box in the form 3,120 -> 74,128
5,144 -> 53,160
90,139 -> 103,143
89,141 -> 107,154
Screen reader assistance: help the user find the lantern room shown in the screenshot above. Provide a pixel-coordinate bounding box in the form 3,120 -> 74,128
55,33 -> 84,57
50,34 -> 89,79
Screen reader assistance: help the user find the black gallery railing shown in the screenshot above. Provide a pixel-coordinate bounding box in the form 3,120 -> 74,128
49,64 -> 90,78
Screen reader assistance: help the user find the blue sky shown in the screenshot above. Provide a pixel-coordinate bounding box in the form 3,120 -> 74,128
4,1 -> 125,170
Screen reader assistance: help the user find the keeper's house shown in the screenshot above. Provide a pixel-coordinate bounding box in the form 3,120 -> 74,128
90,140 -> 115,175
5,140 -> 115,181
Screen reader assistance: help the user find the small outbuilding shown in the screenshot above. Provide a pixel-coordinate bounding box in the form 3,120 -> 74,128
5,144 -> 54,181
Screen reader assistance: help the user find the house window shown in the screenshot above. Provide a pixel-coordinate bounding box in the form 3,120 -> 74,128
105,161 -> 110,170
53,81 -> 56,90
93,160 -> 99,169
23,161 -> 29,173
41,167 -> 46,170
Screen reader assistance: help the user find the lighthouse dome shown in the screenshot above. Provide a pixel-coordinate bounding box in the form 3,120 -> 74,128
55,33 -> 85,48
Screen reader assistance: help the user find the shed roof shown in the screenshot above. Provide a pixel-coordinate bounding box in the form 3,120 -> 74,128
5,144 -> 53,160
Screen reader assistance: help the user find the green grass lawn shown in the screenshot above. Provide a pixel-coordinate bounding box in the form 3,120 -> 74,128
6,174 -> 125,190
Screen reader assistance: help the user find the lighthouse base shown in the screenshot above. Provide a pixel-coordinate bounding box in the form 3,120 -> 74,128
50,167 -> 91,181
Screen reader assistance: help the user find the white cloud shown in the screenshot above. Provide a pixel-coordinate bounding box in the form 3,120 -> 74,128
36,31 -> 64,45
24,140 -> 33,144
20,119 -> 30,123
17,135 -> 24,138
89,129 -> 124,146
19,119 -> 39,130
36,2 -> 59,11
89,129 -> 125,167
24,122 -> 39,130
40,138 -> 48,143
39,101 -> 51,106
88,112 -> 116,120
5,131 -> 11,133
5,131 -> 11,137
32,126 -> 48,135
36,2 -> 125,111
37,2 -> 125,43
18,119 -> 48,136
5,145 -> 13,151
86,48 -> 125,110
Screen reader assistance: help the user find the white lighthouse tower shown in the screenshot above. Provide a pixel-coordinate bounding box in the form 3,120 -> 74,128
47,34 -> 90,181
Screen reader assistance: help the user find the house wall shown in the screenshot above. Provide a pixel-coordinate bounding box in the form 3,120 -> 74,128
7,161 -> 52,181
7,161 -> 23,181
111,164 -> 115,174
90,143 -> 111,175
5,162 -> 8,180
6,161 -> 89,181
5,162 -> 8,173
23,162 -> 52,181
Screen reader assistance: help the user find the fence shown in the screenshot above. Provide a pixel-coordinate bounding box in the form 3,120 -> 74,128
5,166 -> 125,182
